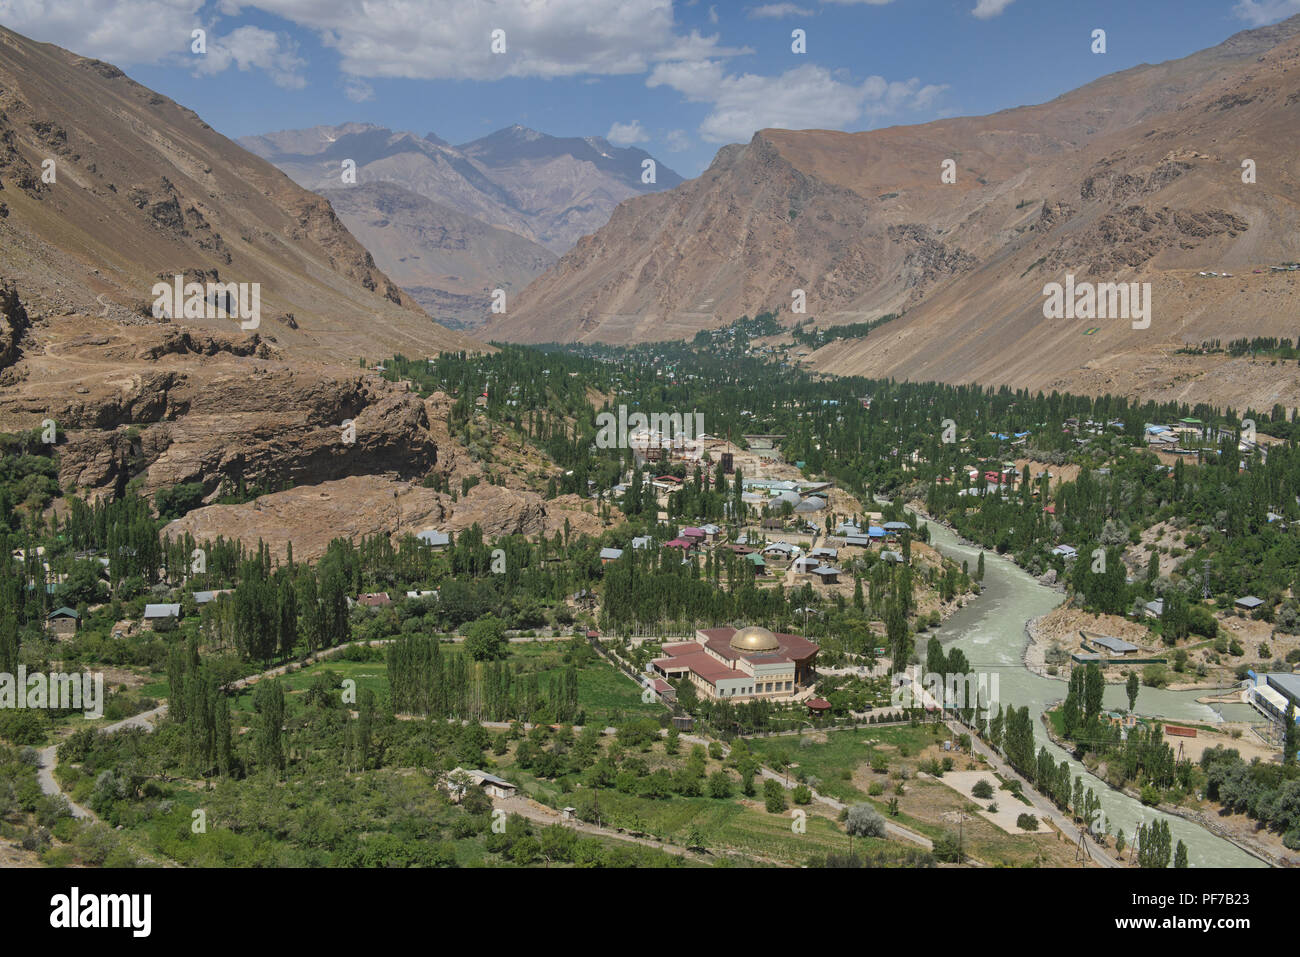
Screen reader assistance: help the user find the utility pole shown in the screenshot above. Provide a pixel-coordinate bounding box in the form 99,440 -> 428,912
1201,559 -> 1211,601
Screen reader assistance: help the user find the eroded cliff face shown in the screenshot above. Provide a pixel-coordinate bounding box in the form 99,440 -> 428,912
0,313 -> 438,501
1,311 -> 617,560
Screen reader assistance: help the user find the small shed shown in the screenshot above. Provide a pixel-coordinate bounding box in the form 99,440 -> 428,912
46,607 -> 79,637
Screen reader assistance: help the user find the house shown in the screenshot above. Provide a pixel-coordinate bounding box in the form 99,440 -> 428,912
745,553 -> 768,575
631,535 -> 654,550
46,607 -> 79,637
844,534 -> 871,548
867,526 -> 886,539
1143,599 -> 1164,619
599,547 -> 624,564
1051,545 -> 1078,559
761,542 -> 796,558
879,551 -> 904,564
681,527 -> 706,542
812,566 -> 843,584
834,521 -> 863,537
143,603 -> 181,627
417,529 -> 451,548
792,556 -> 820,573
699,523 -> 722,542
882,521 -> 910,534
357,592 -> 392,608
1088,634 -> 1139,655
1235,596 -> 1265,612
447,768 -> 518,801
406,590 -> 438,600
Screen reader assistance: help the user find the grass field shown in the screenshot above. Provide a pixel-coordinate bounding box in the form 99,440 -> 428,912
746,723 -> 944,803
228,643 -> 663,726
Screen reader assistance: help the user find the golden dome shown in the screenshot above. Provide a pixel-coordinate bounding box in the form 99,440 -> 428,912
730,625 -> 779,652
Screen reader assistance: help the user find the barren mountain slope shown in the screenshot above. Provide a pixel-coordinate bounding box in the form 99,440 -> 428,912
490,17 -> 1300,405
241,122 -> 683,254
319,181 -> 556,329
0,26 -> 481,362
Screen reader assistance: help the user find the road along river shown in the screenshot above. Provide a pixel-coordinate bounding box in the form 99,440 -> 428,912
918,515 -> 1265,868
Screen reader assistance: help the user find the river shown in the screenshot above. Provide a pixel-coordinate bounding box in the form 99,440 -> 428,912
918,515 -> 1266,868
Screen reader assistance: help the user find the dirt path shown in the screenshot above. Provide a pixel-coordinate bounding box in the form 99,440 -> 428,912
493,794 -> 717,862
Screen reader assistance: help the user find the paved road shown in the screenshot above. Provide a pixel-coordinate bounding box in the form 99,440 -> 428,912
33,639 -> 385,821
36,704 -> 168,819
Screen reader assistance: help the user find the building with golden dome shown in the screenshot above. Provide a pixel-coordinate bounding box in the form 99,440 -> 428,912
649,626 -> 818,702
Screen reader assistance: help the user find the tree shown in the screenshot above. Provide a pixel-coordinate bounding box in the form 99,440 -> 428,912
1173,839 -> 1188,868
1126,671 -> 1140,713
252,678 -> 286,775
1115,828 -> 1126,860
975,551 -> 985,582
1084,663 -> 1104,724
707,770 -> 732,799
464,615 -> 507,661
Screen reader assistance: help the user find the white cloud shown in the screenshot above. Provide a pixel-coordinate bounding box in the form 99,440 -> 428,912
192,25 -> 306,88
665,128 -> 691,151
0,0 -> 204,65
343,77 -> 373,102
972,0 -> 1015,17
221,0 -> 748,80
748,3 -> 814,17
606,120 -> 648,144
648,61 -> 945,143
0,0 -> 748,82
1232,0 -> 1300,25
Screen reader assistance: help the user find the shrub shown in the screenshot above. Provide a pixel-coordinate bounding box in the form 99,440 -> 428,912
971,779 -> 994,799
932,831 -> 963,863
845,803 -> 887,838
1016,813 -> 1038,831
763,778 -> 787,813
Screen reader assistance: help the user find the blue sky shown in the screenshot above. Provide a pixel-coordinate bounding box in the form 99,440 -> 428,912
3,0 -> 1297,176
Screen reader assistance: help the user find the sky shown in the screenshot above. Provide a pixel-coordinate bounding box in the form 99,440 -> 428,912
1,0 -> 1297,176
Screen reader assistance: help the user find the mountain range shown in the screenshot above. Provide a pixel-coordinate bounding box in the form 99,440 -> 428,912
489,16 -> 1300,409
240,123 -> 682,326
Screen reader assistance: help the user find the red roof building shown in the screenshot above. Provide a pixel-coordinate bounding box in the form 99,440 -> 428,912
650,626 -> 818,702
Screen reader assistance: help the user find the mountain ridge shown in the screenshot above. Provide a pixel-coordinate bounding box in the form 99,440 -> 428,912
488,15 -> 1300,407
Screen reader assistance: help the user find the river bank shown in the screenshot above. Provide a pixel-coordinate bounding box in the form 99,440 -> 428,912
909,505 -> 1267,867
1037,706 -> 1290,867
